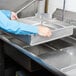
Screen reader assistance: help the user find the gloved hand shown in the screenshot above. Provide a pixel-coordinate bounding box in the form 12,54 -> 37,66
38,25 -> 52,37
11,12 -> 18,20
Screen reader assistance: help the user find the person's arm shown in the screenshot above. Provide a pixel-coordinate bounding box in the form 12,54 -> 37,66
0,10 -> 52,37
0,10 -> 18,20
0,10 -> 11,19
0,11 -> 38,35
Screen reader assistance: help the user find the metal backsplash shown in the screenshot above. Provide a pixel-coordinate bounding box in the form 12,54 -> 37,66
53,8 -> 76,26
52,8 -> 76,38
0,0 -> 38,17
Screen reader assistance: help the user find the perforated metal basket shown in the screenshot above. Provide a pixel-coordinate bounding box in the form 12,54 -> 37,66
16,17 -> 73,46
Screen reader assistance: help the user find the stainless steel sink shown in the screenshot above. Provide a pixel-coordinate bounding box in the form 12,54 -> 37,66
1,31 -> 76,76
24,39 -> 76,76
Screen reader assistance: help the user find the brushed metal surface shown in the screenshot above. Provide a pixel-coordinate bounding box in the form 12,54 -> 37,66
1,32 -> 76,76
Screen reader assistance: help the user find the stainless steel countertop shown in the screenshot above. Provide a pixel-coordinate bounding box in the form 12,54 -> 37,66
1,32 -> 76,76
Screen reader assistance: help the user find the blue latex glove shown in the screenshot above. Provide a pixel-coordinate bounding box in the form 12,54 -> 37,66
0,10 -> 38,35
